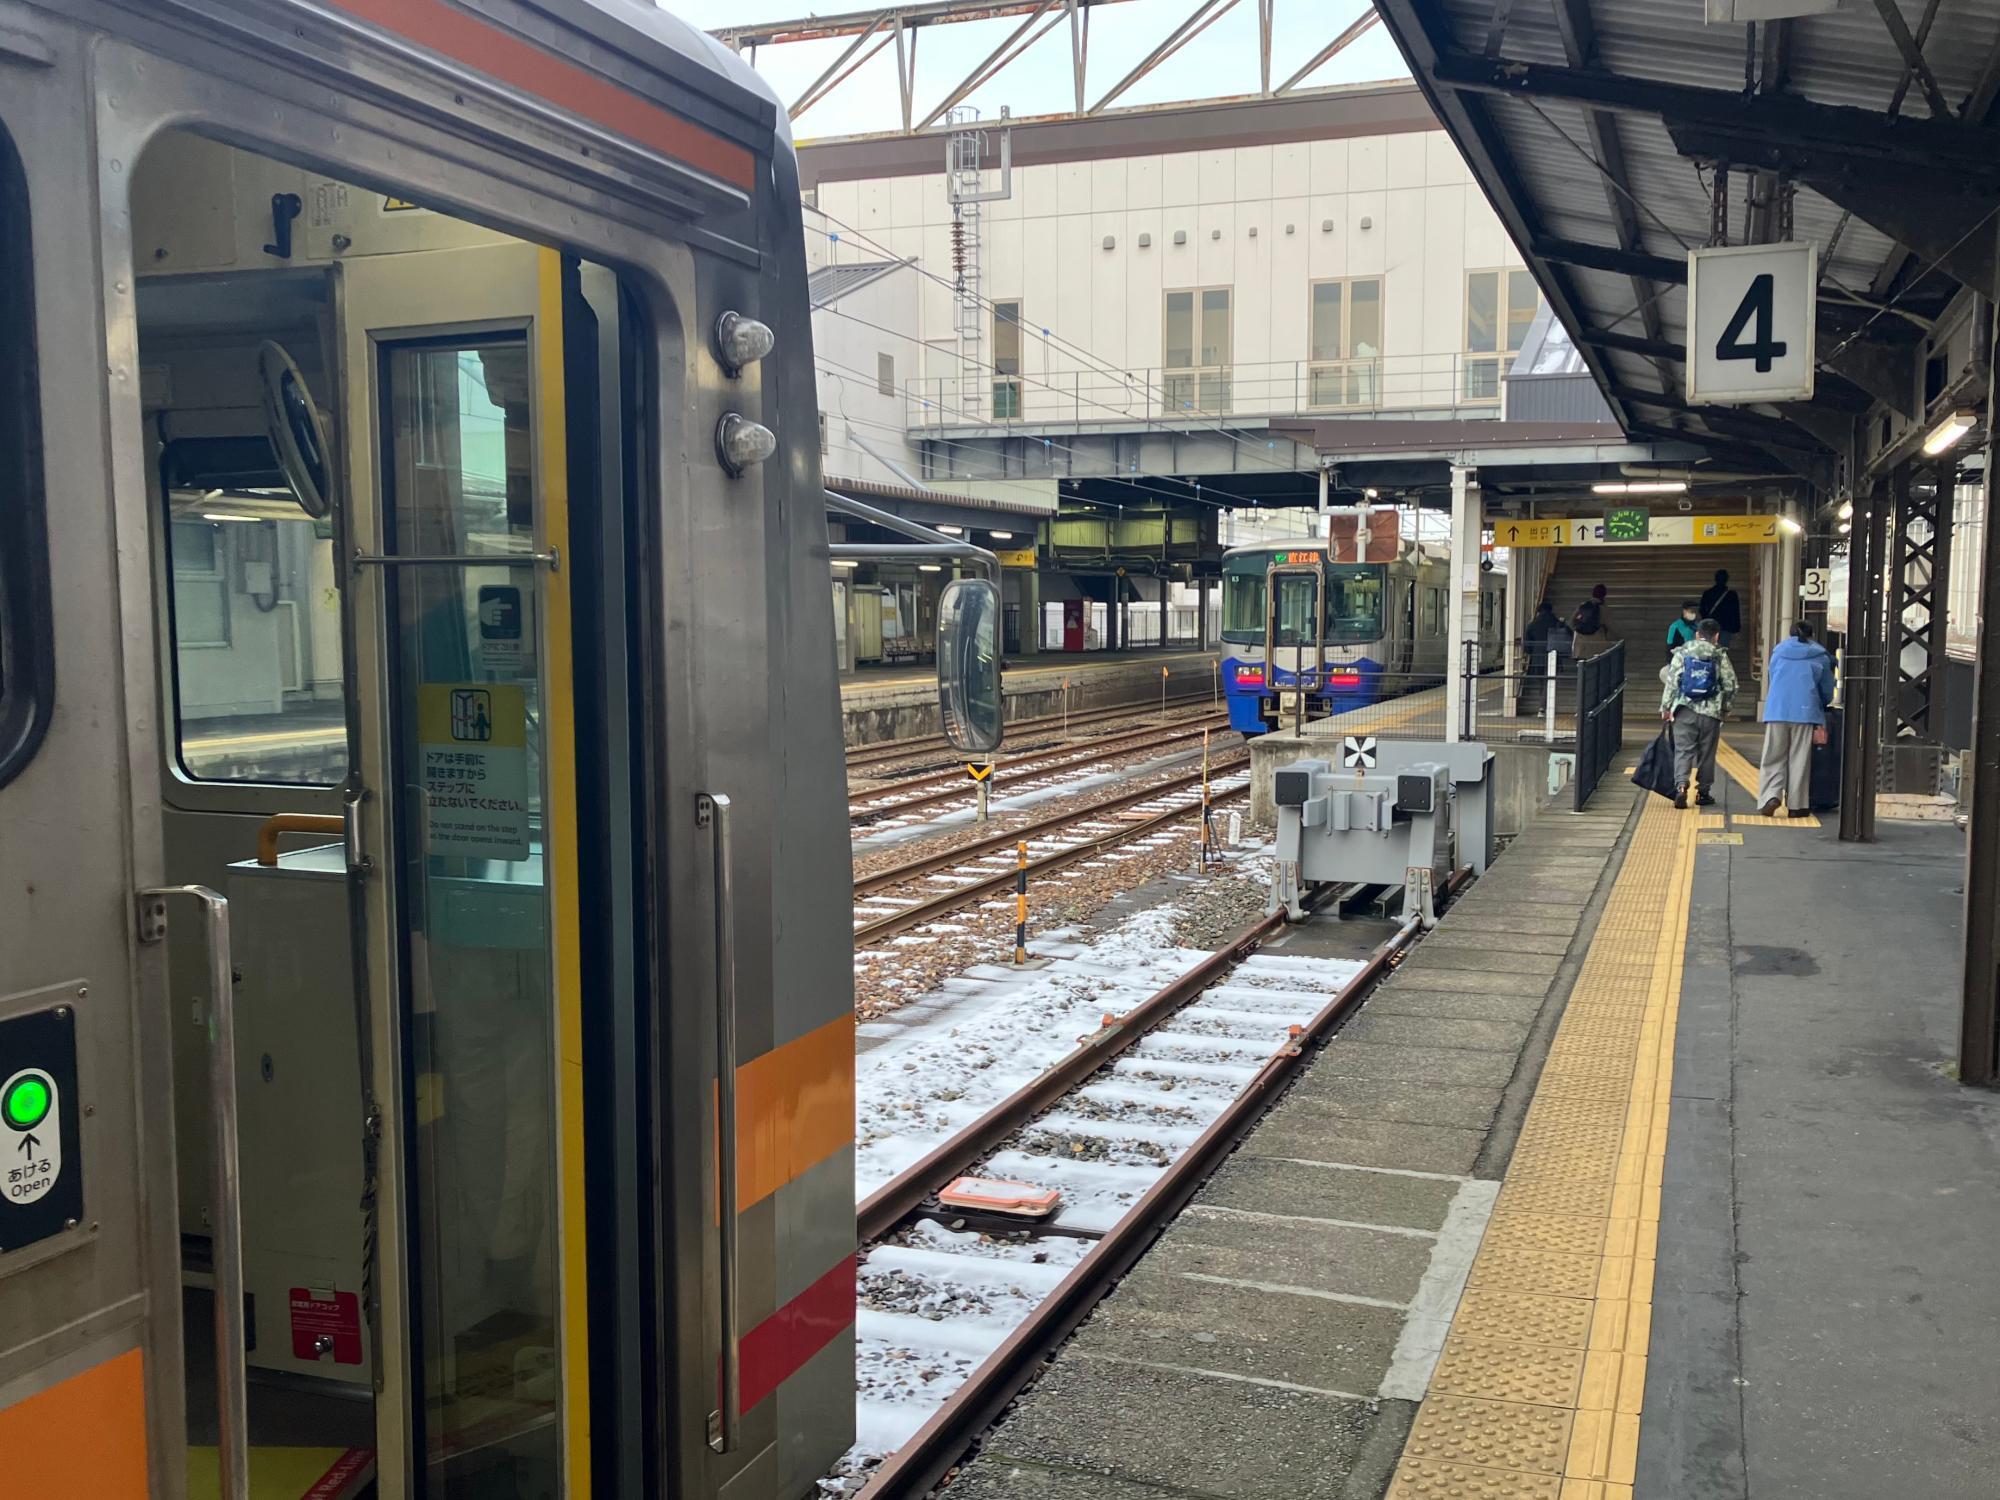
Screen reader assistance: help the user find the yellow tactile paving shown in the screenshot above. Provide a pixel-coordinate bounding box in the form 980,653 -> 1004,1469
1386,791 -> 1696,1500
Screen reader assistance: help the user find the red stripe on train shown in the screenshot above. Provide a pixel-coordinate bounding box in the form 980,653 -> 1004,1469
738,1254 -> 857,1413
324,0 -> 756,190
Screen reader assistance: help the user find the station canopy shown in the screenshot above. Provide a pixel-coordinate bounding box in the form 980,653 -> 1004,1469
1374,0 -> 2000,486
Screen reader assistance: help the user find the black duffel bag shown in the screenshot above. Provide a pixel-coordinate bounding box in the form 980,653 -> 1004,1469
1632,726 -> 1679,800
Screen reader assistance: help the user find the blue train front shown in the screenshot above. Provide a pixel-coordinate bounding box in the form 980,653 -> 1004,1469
1220,543 -> 1392,735
1219,538 -> 1504,735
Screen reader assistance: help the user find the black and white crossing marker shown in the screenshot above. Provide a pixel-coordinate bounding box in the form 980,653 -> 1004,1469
1342,735 -> 1378,769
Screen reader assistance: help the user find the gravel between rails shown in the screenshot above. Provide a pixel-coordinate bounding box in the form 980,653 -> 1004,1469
845,701 -> 1226,786
851,803 -> 1255,1021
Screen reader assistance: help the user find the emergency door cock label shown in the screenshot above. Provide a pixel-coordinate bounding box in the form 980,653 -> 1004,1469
0,1004 -> 84,1256
418,683 -> 531,862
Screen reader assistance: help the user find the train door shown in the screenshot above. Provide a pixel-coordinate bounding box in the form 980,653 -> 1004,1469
1264,562 -> 1326,725
137,131 -> 595,1499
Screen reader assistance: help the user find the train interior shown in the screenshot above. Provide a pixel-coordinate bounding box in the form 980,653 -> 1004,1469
133,126 -> 602,1499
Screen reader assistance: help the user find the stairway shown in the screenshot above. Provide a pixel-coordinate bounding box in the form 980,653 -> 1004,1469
1543,543 -> 1761,710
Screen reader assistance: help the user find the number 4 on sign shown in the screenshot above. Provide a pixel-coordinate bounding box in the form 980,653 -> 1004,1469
1715,273 -> 1786,373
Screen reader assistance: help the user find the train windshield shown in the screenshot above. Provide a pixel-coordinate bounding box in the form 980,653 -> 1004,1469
1221,568 -> 1266,644
1328,564 -> 1386,642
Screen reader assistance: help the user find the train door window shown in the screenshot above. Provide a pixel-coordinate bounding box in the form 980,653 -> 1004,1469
0,121 -> 52,789
1272,572 -> 1319,648
381,332 -> 562,1492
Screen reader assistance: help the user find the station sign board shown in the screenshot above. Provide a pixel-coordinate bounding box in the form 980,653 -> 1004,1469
1493,515 -> 1782,548
1687,242 -> 1817,404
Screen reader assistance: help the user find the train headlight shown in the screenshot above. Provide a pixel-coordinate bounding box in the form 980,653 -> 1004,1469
716,413 -> 777,476
714,310 -> 776,377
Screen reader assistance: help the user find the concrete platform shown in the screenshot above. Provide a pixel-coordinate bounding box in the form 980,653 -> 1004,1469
951,759 -> 1641,1497
842,648 -> 1221,744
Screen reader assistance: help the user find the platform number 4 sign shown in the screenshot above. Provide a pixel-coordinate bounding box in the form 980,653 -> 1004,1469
1687,242 -> 1816,405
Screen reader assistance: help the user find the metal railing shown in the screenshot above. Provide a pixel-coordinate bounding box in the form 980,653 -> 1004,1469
1573,641 -> 1627,812
906,353 -> 1510,429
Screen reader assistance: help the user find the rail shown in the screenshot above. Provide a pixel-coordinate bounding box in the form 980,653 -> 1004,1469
1574,641 -> 1627,812
852,869 -> 1471,1498
906,354 -> 1515,430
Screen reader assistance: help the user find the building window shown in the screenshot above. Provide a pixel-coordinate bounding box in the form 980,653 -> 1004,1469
1464,268 -> 1539,402
993,300 -> 1022,419
0,122 -> 51,789
1165,287 -> 1232,415
877,351 -> 896,397
170,520 -> 232,648
1309,278 -> 1382,408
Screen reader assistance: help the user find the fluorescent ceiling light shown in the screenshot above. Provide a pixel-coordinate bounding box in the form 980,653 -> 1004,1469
1922,409 -> 1976,457
1777,516 -> 1803,536
1839,521 -> 1852,534
1363,488 -> 1379,499
1838,500 -> 1854,521
831,559 -> 857,569
988,530 -> 1014,540
918,563 -> 943,572
936,524 -> 964,535
203,512 -> 262,523
1592,480 -> 1688,495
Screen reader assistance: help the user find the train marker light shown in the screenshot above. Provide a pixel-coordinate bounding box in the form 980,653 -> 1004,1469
713,310 -> 776,377
3,1074 -> 50,1131
715,413 -> 777,476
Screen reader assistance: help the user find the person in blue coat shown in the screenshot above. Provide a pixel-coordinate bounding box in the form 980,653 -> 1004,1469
1758,621 -> 1837,816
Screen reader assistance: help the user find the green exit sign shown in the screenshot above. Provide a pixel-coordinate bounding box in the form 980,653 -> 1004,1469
1605,507 -> 1650,541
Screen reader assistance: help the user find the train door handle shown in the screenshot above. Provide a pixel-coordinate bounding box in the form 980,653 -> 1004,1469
138,886 -> 248,1500
696,792 -> 741,1454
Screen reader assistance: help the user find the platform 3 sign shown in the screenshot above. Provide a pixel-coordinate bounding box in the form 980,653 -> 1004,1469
1494,515 -> 1781,548
0,1005 -> 84,1256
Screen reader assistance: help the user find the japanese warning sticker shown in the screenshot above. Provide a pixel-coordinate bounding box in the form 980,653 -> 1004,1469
417,682 -> 531,861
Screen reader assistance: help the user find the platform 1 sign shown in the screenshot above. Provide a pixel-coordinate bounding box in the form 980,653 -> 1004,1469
1687,242 -> 1816,404
418,683 -> 531,861
1494,515 -> 1781,548
0,1006 -> 83,1256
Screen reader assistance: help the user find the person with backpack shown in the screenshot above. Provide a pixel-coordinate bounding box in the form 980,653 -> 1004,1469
1659,617 -> 1738,807
1699,568 -> 1743,648
1665,599 -> 1700,655
1757,620 -> 1837,817
1571,584 -> 1613,658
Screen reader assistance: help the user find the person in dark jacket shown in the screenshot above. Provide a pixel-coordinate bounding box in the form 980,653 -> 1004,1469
1757,621 -> 1837,816
1699,569 -> 1742,648
1571,584 -> 1614,658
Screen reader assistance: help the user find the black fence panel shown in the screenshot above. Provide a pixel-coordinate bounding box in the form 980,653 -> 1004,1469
1574,642 -> 1627,812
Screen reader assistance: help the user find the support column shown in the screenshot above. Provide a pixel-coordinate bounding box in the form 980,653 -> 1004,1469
1840,475 -> 1889,841
1445,465 -> 1481,743
1502,541 -> 1524,719
1017,566 -> 1040,658
1962,302 -> 2000,1087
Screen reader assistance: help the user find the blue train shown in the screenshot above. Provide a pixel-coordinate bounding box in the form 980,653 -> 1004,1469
1220,539 -> 1507,734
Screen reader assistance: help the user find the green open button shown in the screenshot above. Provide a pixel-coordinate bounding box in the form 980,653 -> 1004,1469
2,1074 -> 51,1131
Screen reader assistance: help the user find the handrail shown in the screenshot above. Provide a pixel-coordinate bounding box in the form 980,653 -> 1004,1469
255,813 -> 345,867
139,886 -> 246,1500
699,792 -> 741,1454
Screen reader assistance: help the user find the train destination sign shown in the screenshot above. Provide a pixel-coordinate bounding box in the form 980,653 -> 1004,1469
0,1005 -> 84,1256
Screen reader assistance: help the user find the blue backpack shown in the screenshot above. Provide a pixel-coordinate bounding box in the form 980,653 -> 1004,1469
1682,652 -> 1720,702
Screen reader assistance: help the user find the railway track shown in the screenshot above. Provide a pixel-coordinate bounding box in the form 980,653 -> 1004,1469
848,716 -> 1232,825
842,875 -> 1466,1497
844,692 -> 1219,772
851,755 -> 1251,947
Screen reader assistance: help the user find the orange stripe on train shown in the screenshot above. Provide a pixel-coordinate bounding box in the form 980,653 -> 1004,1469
324,0 -> 756,190
734,1012 -> 855,1211
0,1346 -> 148,1496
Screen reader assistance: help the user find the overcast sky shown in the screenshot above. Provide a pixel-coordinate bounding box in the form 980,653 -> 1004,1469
659,1 -> 1412,139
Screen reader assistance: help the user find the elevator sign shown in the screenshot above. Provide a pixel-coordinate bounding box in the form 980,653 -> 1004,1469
1687,242 -> 1817,404
418,683 -> 531,861
0,1006 -> 84,1256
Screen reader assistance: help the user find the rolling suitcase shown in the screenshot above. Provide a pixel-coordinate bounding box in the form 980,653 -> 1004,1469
1810,706 -> 1843,810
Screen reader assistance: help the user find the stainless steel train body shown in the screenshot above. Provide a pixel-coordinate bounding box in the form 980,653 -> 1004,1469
0,3 -> 856,1497
1219,539 -> 1507,734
